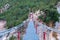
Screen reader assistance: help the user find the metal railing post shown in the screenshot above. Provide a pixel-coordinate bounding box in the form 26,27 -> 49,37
17,31 -> 20,40
43,32 -> 46,40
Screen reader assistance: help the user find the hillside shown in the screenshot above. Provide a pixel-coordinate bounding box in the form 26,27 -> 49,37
0,0 -> 59,28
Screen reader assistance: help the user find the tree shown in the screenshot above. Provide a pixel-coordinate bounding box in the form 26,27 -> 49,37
39,9 -> 59,28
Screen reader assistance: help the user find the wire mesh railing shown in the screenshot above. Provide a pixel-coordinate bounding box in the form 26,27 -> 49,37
36,22 -> 60,40
0,19 -> 29,40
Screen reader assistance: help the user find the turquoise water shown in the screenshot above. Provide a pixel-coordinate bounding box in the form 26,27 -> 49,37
23,20 -> 39,40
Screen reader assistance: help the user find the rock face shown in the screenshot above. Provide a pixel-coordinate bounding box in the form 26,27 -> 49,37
0,3 -> 10,13
2,3 -> 10,11
56,2 -> 60,14
23,20 -> 39,40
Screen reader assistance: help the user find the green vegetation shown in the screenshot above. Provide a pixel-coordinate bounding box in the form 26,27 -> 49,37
39,9 -> 59,23
0,0 -> 60,28
9,35 -> 17,40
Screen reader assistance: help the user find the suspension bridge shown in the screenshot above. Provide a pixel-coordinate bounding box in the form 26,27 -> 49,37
0,13 -> 60,40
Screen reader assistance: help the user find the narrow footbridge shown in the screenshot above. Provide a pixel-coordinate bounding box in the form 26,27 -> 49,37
0,19 -> 60,40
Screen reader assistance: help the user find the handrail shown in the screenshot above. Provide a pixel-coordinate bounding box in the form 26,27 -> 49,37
0,21 -> 24,37
42,24 -> 60,34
